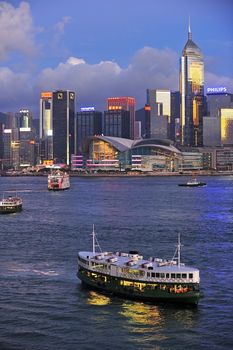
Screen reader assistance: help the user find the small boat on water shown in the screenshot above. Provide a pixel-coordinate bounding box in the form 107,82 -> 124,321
178,177 -> 206,187
77,227 -> 202,305
48,170 -> 70,191
0,194 -> 23,214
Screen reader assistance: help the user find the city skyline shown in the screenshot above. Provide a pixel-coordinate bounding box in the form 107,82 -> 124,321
0,0 -> 232,115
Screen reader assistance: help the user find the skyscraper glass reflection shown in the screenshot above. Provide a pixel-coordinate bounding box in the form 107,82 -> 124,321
180,22 -> 204,146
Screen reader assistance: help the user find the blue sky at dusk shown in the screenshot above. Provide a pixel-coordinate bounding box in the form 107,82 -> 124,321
0,0 -> 232,116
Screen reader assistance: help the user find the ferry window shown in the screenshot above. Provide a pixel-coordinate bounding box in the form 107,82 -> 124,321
176,274 -> 181,278
189,273 -> 193,279
171,273 -> 175,278
148,266 -> 153,270
151,273 -> 155,277
160,273 -> 165,278
166,273 -> 169,278
147,272 -> 150,277
182,274 -> 187,278
156,273 -> 160,278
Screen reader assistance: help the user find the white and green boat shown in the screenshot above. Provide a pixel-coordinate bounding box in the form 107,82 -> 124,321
77,227 -> 202,305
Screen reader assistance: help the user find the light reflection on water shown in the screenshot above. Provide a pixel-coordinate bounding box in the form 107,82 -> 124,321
0,175 -> 233,350
86,291 -> 111,306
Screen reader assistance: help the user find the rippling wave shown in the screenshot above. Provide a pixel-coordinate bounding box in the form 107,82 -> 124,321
0,176 -> 233,350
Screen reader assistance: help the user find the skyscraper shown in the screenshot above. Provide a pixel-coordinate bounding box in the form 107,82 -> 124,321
220,108 -> 233,146
104,109 -> 130,138
39,90 -> 75,165
75,107 -> 102,154
180,21 -> 204,146
146,89 -> 170,139
107,97 -> 135,139
135,105 -> 151,139
16,109 -> 32,128
52,90 -> 75,165
39,92 -> 53,161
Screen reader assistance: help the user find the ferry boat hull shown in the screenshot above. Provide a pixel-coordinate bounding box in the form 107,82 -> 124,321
0,198 -> 23,214
77,267 -> 201,305
178,182 -> 206,187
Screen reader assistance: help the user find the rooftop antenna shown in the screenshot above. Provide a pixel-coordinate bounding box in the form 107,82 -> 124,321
188,15 -> 192,40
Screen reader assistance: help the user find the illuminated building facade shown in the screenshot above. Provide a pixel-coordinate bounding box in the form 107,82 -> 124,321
207,89 -> 233,118
39,90 -> 75,165
180,23 -> 204,146
3,128 -> 20,169
16,109 -> 32,128
107,97 -> 135,139
39,91 -> 53,161
220,108 -> 233,146
83,136 -> 181,172
75,108 -> 102,154
19,127 -> 36,167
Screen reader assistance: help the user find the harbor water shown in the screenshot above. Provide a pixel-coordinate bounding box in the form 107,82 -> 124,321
0,176 -> 233,350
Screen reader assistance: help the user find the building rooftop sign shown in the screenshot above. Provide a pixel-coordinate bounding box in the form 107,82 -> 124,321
207,87 -> 227,94
80,107 -> 95,112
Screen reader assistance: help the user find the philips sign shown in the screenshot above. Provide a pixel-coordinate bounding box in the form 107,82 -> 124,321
207,87 -> 227,94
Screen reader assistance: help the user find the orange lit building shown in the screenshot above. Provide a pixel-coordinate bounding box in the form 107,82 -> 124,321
107,97 -> 136,139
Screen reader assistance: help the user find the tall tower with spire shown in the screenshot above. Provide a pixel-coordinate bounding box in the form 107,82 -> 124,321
180,20 -> 204,146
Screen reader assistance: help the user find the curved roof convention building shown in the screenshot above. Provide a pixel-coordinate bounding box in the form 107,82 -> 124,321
83,136 -> 181,159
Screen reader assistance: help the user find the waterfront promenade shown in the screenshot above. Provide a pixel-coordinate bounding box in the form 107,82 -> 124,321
1,170 -> 233,177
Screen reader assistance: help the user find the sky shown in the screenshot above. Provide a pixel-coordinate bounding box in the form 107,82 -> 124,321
0,0 -> 232,117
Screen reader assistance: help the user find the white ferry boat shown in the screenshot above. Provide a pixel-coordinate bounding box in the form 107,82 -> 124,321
179,177 -> 206,187
77,227 -> 202,305
0,194 -> 23,214
48,171 -> 70,191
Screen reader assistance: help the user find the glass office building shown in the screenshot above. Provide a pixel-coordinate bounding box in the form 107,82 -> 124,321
180,23 -> 204,146
52,90 -> 75,165
107,97 -> 135,139
220,108 -> 233,146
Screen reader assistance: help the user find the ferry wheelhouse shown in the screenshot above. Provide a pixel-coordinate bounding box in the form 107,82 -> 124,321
77,227 -> 202,305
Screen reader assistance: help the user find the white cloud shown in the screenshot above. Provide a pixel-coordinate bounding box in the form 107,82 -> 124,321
0,1 -> 38,60
0,67 -> 34,109
36,47 -> 179,110
66,57 -> 86,65
0,46 -> 232,114
54,16 -> 71,35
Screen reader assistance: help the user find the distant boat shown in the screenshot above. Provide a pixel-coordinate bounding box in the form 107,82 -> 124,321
178,177 -> 206,187
77,226 -> 202,305
0,194 -> 23,214
48,170 -> 70,191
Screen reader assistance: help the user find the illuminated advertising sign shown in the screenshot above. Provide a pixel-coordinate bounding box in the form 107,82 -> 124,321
80,107 -> 95,112
108,106 -> 122,110
41,92 -> 52,99
207,87 -> 227,94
